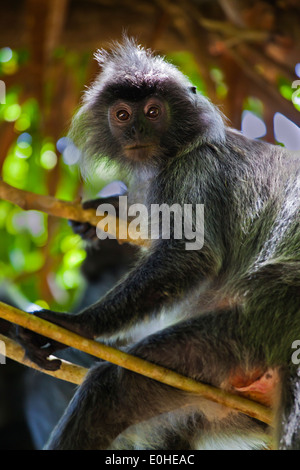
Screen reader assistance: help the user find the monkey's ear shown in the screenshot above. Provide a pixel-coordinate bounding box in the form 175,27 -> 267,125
190,86 -> 197,95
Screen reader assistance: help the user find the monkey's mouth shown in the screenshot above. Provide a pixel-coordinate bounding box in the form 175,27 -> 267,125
124,144 -> 154,162
125,144 -> 152,150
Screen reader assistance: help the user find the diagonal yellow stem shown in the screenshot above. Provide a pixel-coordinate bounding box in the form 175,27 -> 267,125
0,300 -> 274,426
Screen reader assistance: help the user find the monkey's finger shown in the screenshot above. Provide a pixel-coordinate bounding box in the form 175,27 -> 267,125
16,325 -> 65,370
24,345 -> 62,371
68,220 -> 91,234
69,221 -> 98,240
69,220 -> 98,241
82,226 -> 98,241
82,196 -> 121,211
16,324 -> 50,348
82,198 -> 103,210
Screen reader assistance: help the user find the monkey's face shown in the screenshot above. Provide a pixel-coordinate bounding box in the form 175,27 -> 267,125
108,96 -> 170,162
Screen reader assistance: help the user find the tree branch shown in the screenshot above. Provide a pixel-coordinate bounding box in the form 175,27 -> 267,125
0,300 -> 274,426
0,180 -> 148,247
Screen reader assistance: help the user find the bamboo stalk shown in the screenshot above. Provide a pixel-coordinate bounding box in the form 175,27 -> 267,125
0,300 -> 274,426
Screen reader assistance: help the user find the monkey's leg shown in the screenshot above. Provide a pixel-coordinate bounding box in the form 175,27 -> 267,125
44,310 -> 260,450
112,410 -> 209,450
45,361 -> 198,450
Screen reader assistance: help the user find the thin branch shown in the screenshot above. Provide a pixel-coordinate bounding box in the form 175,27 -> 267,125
176,0 -> 269,43
0,180 -> 148,247
0,300 -> 274,426
0,333 -> 87,384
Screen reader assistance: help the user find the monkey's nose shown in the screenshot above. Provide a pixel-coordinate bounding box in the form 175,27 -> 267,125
131,124 -> 144,137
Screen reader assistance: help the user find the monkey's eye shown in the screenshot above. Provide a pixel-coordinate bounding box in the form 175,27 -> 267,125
145,106 -> 160,119
116,110 -> 130,121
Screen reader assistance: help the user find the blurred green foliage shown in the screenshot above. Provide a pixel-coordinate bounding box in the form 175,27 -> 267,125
0,48 -> 98,311
278,76 -> 300,112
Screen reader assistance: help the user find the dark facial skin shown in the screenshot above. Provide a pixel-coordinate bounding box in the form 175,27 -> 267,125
108,96 -> 169,161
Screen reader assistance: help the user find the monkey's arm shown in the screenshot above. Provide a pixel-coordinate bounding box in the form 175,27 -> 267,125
69,194 -> 126,242
38,241 -> 216,337
18,240 -> 218,369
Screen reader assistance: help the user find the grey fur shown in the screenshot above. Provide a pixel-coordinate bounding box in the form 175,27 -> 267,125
19,39 -> 300,450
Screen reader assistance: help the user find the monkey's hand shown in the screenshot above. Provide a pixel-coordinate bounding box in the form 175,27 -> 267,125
69,196 -> 121,242
16,309 -> 80,371
17,326 -> 64,371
